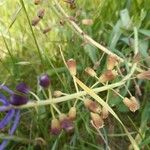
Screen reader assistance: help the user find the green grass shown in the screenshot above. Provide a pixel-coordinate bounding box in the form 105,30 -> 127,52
0,0 -> 150,149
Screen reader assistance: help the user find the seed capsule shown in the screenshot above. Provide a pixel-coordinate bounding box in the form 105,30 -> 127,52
34,0 -> 41,5
66,59 -> 76,76
31,17 -> 40,26
101,107 -> 109,119
50,118 -> 61,135
99,70 -> 118,83
59,114 -> 74,132
39,74 -> 51,88
68,107 -> 76,120
85,67 -> 97,77
43,27 -> 51,34
84,99 -> 101,114
107,55 -> 118,70
123,97 -> 140,112
90,112 -> 104,129
37,8 -> 45,19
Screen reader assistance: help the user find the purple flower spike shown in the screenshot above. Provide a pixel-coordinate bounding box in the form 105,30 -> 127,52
0,84 -> 23,150
0,109 -> 15,129
39,74 -> 51,88
0,85 -> 14,95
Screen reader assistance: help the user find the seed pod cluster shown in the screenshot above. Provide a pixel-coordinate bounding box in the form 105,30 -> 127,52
84,98 -> 109,129
32,2 -> 51,34
50,107 -> 76,135
123,96 -> 140,112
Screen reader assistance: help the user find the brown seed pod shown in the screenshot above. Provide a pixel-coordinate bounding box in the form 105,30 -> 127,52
107,55 -> 118,70
90,112 -> 104,129
31,17 -> 40,26
123,97 -> 140,112
43,27 -> 51,34
68,107 -> 76,120
84,99 -> 101,114
66,59 -> 76,76
37,8 -> 45,19
50,118 -> 61,135
34,0 -> 41,5
85,67 -> 97,77
101,107 -> 109,119
99,70 -> 118,83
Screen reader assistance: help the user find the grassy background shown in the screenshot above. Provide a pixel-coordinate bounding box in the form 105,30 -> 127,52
0,0 -> 150,149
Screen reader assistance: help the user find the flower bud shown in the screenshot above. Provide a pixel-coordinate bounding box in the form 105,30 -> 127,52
53,90 -> 63,97
82,19 -> 93,26
50,118 -> 61,135
107,56 -> 118,70
37,8 -> 45,19
85,67 -> 97,77
101,107 -> 109,119
66,59 -> 76,76
90,112 -> 104,129
31,17 -> 40,26
39,74 -> 51,88
99,70 -> 118,83
84,99 -> 101,114
123,97 -> 140,112
137,70 -> 150,80
68,107 -> 76,120
59,114 -> 74,132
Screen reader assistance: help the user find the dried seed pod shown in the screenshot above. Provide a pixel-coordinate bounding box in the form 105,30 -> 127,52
85,67 -> 97,77
43,27 -> 51,34
82,19 -> 93,26
50,118 -> 61,135
31,17 -> 40,26
34,0 -> 41,5
130,96 -> 140,112
53,90 -> 63,97
84,99 -> 101,114
99,70 -> 118,83
101,107 -> 109,119
107,55 -> 118,70
137,70 -> 150,80
59,114 -> 74,132
68,107 -> 76,120
37,8 -> 45,19
123,97 -> 140,112
90,112 -> 104,129
66,59 -> 76,76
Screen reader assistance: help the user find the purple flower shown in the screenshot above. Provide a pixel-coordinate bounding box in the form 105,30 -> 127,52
0,83 -> 28,150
